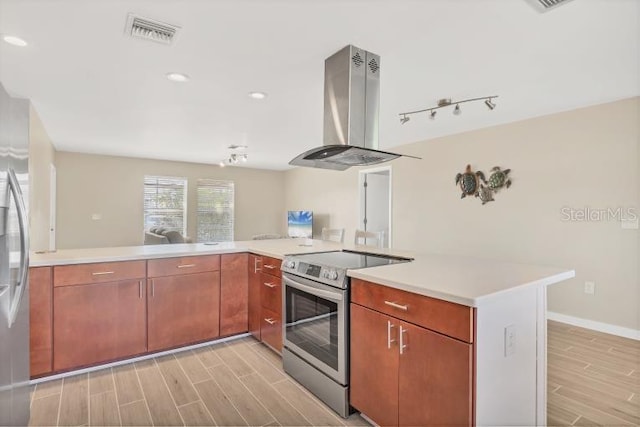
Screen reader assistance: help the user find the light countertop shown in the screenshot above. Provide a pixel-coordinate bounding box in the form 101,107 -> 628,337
31,239 -> 575,307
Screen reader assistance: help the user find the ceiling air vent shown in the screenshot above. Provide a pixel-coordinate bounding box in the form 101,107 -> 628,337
525,0 -> 576,12
124,14 -> 179,45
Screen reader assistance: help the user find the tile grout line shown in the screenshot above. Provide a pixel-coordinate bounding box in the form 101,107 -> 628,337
175,348 -> 221,425
152,356 -> 187,427
224,342 -> 318,427
55,378 -> 64,427
87,373 -> 91,427
131,359 -> 156,426
109,367 -> 123,426
231,342 -> 345,425
206,365 -> 254,427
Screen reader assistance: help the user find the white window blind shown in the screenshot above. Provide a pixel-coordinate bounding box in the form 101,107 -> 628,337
197,179 -> 234,242
143,175 -> 187,234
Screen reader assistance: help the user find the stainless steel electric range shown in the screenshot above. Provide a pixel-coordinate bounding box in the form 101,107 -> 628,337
280,250 -> 411,417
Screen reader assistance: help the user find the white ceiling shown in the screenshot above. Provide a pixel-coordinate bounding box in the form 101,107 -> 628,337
0,0 -> 638,171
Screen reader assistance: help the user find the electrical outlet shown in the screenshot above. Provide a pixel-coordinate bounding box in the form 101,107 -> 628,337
584,281 -> 595,295
504,325 -> 516,357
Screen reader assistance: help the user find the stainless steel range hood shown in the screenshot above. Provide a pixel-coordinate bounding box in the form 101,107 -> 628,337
290,45 -> 416,171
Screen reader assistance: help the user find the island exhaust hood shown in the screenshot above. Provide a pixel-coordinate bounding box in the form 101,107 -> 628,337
289,45 -> 418,171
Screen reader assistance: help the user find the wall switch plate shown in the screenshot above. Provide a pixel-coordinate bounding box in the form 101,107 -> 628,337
584,281 -> 595,295
504,325 -> 516,357
91,213 -> 102,220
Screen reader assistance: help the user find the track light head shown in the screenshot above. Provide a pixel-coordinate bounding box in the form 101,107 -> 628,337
453,104 -> 461,115
429,110 -> 437,120
485,99 -> 496,110
400,115 -> 410,124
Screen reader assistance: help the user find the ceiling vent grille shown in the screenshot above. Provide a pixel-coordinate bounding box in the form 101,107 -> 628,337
525,0 -> 575,12
124,14 -> 179,45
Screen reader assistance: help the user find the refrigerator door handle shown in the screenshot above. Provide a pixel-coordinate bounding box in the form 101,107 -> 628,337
7,168 -> 29,327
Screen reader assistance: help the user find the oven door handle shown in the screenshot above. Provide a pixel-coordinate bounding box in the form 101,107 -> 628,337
283,275 -> 343,302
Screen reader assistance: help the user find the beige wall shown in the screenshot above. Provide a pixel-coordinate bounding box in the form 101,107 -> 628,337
28,105 -> 56,252
56,152 -> 286,249
285,97 -> 640,331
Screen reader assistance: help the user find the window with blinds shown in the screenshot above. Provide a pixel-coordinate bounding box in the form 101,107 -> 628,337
196,179 -> 234,242
143,176 -> 187,234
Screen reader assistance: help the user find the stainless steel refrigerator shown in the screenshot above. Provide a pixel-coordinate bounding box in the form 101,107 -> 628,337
0,81 -> 31,426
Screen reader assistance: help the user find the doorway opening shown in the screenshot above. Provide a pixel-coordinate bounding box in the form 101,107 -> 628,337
358,166 -> 392,248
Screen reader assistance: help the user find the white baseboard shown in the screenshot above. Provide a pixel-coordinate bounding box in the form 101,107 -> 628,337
547,311 -> 640,341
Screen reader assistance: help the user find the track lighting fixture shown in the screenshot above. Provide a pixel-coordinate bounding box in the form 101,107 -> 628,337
399,95 -> 498,124
219,152 -> 248,167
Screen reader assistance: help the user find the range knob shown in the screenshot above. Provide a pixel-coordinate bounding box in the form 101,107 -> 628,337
323,269 -> 339,280
283,260 -> 296,269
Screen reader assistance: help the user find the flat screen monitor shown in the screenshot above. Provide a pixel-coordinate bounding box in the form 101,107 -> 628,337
287,210 -> 313,238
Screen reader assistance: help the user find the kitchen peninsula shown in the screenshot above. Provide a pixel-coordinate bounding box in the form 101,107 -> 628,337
30,239 -> 574,426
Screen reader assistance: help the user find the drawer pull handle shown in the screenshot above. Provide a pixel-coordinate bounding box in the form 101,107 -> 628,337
254,258 -> 262,273
138,281 -> 143,299
384,301 -> 408,311
387,321 -> 396,349
177,264 -> 196,269
263,264 -> 276,270
264,318 -> 276,325
92,271 -> 114,276
400,326 -> 407,355
151,279 -> 155,297
264,282 -> 277,288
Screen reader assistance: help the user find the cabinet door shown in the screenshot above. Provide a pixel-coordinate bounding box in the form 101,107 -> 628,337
350,303 -> 400,427
29,267 -> 52,377
53,279 -> 146,371
398,321 -> 473,427
220,253 -> 249,336
248,254 -> 261,340
260,306 -> 282,352
147,271 -> 220,352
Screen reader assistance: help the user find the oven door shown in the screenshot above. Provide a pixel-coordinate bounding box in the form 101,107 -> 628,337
283,272 -> 347,385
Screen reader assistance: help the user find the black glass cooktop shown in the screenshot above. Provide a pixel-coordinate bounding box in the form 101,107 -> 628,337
288,250 -> 411,270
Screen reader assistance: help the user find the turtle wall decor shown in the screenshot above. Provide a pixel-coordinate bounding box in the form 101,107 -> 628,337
455,164 -> 513,205
455,164 -> 485,198
487,166 -> 511,191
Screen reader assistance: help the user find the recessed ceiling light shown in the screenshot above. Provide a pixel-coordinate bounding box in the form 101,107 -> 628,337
3,35 -> 28,47
166,72 -> 190,82
248,91 -> 267,100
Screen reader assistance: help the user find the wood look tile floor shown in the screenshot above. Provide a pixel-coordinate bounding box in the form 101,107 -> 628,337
547,320 -> 640,426
30,322 -> 640,426
29,337 -> 369,427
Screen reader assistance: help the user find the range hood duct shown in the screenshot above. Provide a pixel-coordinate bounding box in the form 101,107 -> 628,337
289,45 -> 417,171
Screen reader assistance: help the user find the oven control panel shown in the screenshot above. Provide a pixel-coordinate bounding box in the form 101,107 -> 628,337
281,259 -> 347,288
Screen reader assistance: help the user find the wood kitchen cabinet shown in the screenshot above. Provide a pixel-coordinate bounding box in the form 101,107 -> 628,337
147,255 -> 220,352
29,267 -> 53,377
53,261 -> 147,371
350,279 -> 474,427
220,253 -> 249,336
248,253 -> 262,339
247,254 -> 283,352
259,255 -> 283,352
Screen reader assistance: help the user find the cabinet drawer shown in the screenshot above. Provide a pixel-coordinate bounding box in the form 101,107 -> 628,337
147,255 -> 220,278
261,256 -> 282,277
260,307 -> 282,352
260,273 -> 282,313
351,279 -> 474,343
54,261 -> 146,287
